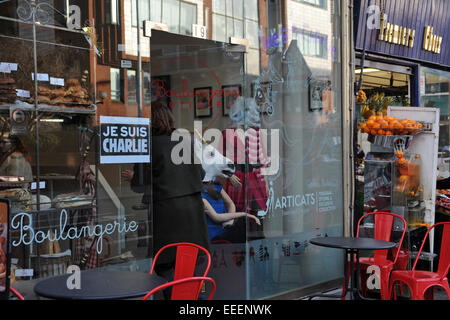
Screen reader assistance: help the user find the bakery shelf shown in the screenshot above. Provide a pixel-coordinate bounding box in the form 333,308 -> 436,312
0,100 -> 96,115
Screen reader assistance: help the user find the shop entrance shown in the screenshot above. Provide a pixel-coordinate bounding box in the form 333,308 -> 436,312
148,30 -> 249,299
356,59 -> 413,107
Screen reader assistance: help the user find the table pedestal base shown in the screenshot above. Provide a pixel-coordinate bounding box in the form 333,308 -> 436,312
308,249 -> 377,300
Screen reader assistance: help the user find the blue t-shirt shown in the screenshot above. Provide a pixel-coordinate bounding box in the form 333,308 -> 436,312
202,182 -> 227,240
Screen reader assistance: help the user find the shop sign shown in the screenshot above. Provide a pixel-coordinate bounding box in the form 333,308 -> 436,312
378,14 -> 415,48
10,209 -> 139,254
121,60 -> 132,69
423,26 -> 442,54
100,116 -> 150,164
10,107 -> 28,136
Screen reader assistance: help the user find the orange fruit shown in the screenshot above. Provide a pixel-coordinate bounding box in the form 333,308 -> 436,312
386,130 -> 393,136
417,123 -> 423,129
366,120 -> 375,128
399,175 -> 409,183
398,158 -> 408,166
396,150 -> 404,158
369,115 -> 377,121
393,121 -> 403,129
372,122 -> 381,129
400,119 -> 408,125
370,129 -> 378,135
377,129 -> 385,135
376,116 -> 384,121
380,120 -> 389,129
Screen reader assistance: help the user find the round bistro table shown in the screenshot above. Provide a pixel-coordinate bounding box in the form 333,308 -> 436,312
308,236 -> 397,300
34,270 -> 167,300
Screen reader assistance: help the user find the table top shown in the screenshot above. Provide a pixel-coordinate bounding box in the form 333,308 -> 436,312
34,270 -> 167,300
310,236 -> 397,250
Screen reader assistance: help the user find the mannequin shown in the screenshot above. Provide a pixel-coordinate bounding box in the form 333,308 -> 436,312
220,97 -> 269,238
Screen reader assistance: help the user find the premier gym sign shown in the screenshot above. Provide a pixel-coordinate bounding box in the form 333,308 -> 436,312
377,14 -> 442,54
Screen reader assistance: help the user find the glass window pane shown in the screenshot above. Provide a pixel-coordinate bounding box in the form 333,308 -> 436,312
132,0 -> 137,26
212,13 -> 226,42
111,0 -> 118,24
127,70 -> 137,104
245,19 -> 259,48
180,2 -> 197,36
233,0 -> 243,20
212,0 -> 225,14
226,0 -> 233,17
226,17 -> 234,40
234,20 -> 244,39
150,0 -> 162,22
110,68 -> 121,101
139,0 -> 150,23
162,0 -> 180,33
244,0 -> 258,20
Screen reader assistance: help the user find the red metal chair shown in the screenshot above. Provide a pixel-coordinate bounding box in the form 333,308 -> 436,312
9,286 -> 25,300
342,211 -> 407,300
389,222 -> 450,300
142,276 -> 216,300
144,242 -> 212,300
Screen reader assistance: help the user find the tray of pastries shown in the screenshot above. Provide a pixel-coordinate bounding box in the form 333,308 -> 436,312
21,78 -> 95,111
0,77 -> 17,105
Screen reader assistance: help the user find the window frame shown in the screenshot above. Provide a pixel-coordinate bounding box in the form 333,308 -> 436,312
294,28 -> 329,59
294,0 -> 328,10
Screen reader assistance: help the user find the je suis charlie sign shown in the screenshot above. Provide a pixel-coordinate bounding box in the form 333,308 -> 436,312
100,116 -> 150,164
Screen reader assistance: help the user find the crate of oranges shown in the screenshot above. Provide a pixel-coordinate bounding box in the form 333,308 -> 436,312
360,115 -> 423,136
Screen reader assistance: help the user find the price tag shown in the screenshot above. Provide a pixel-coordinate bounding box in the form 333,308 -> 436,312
14,269 -> 34,277
31,73 -> 50,82
50,77 -> 65,86
16,89 -> 30,98
0,62 -> 18,73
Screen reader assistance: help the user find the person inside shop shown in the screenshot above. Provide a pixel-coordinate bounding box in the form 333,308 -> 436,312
121,101 -> 210,292
202,180 -> 261,244
0,133 -> 32,181
356,144 -> 365,165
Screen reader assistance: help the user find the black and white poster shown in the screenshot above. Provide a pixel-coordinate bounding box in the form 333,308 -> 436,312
100,116 -> 150,164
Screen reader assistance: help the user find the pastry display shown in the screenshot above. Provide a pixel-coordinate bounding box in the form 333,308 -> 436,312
0,78 -> 17,105
24,79 -> 94,109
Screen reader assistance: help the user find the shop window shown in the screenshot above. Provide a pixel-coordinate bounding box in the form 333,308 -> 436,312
295,0 -> 327,9
294,29 -> 328,59
421,67 -> 450,153
110,68 -> 121,101
105,0 -> 119,25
